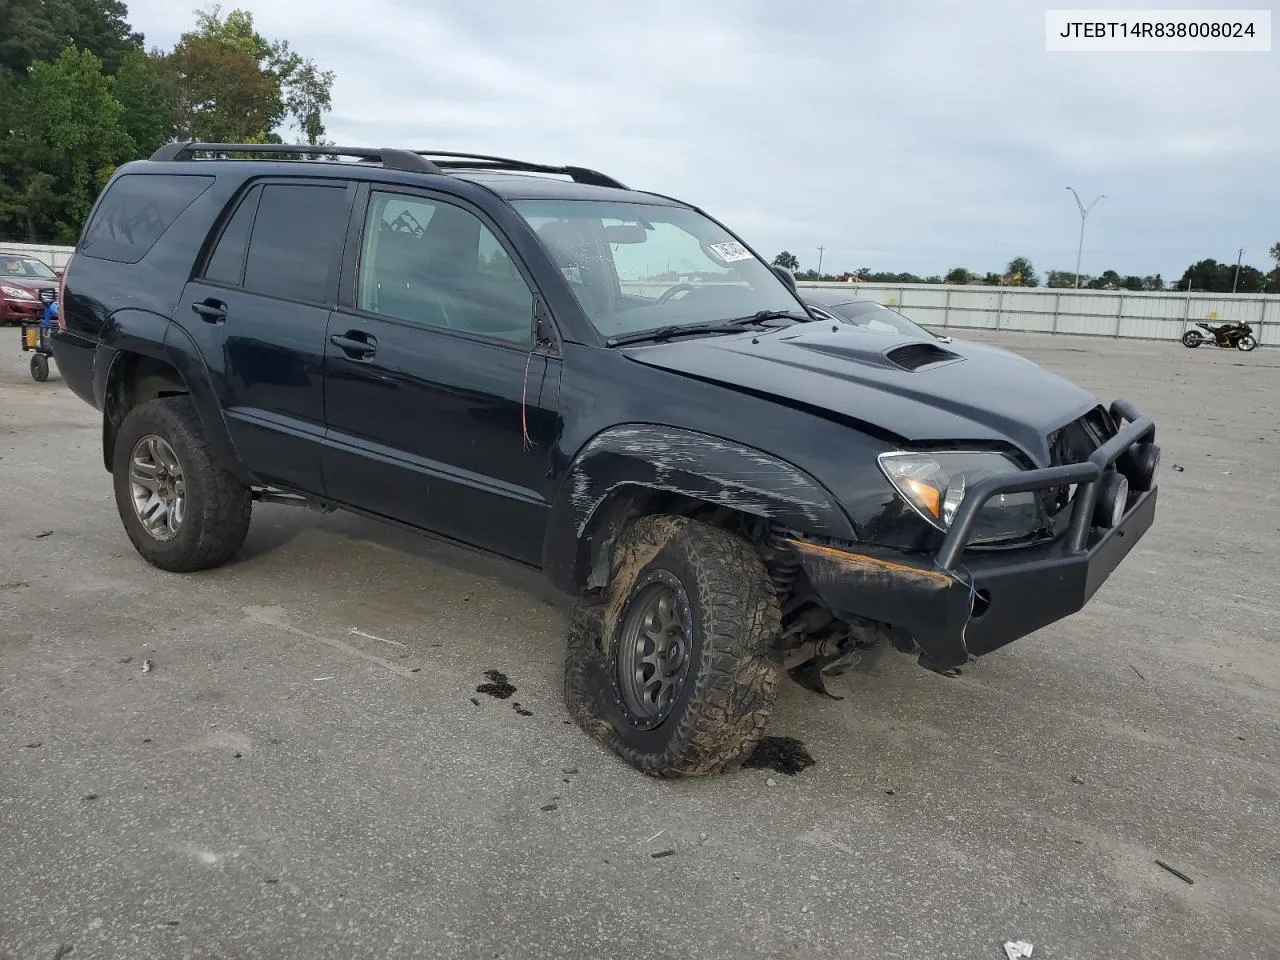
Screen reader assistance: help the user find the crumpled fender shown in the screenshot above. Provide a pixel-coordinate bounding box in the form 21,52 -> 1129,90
542,423 -> 857,593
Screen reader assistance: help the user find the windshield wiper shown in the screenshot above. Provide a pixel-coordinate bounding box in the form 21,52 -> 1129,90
725,309 -> 814,325
605,322 -> 761,347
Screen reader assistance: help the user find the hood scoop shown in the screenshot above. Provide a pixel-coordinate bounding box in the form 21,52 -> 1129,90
885,341 -> 962,371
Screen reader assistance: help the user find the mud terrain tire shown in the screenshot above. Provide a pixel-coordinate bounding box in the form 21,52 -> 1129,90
112,396 -> 252,572
564,515 -> 783,777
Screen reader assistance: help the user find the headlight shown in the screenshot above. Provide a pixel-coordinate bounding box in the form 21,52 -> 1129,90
877,450 -> 1042,544
1,284 -> 37,300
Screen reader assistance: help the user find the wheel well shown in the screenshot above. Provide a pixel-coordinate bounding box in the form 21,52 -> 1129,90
577,485 -> 779,595
103,352 -> 190,472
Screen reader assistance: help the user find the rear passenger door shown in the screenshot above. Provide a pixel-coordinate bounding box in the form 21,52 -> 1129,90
179,178 -> 355,494
321,185 -> 562,565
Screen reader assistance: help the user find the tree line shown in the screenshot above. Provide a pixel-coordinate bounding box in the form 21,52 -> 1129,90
773,245 -> 1280,294
0,0 -> 335,244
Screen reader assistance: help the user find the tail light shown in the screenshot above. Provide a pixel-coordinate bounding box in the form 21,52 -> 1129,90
56,257 -> 70,329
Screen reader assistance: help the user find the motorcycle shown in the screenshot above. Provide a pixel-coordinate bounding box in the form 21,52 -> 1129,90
1181,320 -> 1257,351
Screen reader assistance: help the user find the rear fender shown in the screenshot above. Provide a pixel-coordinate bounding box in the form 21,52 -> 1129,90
97,309 -> 252,484
542,424 -> 857,593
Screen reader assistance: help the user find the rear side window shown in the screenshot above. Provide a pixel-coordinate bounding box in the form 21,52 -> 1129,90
241,183 -> 349,303
202,187 -> 262,286
80,174 -> 214,264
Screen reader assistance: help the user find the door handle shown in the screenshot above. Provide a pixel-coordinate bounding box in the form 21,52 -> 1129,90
329,333 -> 377,359
191,299 -> 227,323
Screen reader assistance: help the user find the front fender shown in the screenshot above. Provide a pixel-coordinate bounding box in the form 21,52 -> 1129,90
542,424 -> 858,593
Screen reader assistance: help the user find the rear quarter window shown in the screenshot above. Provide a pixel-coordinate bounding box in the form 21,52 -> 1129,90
79,173 -> 215,264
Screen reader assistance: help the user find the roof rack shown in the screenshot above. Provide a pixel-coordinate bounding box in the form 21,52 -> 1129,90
411,151 -> 630,190
149,141 -> 445,175
148,142 -> 629,190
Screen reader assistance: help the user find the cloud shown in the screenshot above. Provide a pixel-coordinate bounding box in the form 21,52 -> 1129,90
125,0 -> 1279,278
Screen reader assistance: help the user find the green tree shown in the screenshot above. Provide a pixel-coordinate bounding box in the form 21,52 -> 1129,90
944,267 -> 973,284
113,48 -> 170,153
1005,256 -> 1039,287
0,0 -> 141,77
0,47 -> 133,242
1176,258 -> 1267,293
772,250 -> 799,271
167,5 -> 335,144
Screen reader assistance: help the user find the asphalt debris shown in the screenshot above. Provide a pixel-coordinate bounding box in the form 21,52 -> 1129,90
140,659 -> 154,674
742,736 -> 816,776
513,702 -> 533,716
540,803 -> 558,812
35,529 -> 53,539
651,849 -> 676,859
23,742 -> 41,749
476,669 -> 515,700
1155,859 -> 1195,885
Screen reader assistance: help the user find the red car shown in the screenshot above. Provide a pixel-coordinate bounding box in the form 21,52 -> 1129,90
1,253 -> 61,325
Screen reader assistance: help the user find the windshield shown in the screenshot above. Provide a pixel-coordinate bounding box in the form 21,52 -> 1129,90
0,256 -> 56,280
510,199 -> 804,339
817,299 -> 936,338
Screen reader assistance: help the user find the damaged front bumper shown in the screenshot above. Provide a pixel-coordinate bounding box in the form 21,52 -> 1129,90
786,401 -> 1159,671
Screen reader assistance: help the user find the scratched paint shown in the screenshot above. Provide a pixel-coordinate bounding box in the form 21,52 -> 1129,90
566,424 -> 852,538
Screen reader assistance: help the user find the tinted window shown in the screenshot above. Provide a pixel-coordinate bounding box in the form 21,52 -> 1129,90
80,174 -> 214,264
202,187 -> 261,286
357,191 -> 533,345
242,183 -> 349,303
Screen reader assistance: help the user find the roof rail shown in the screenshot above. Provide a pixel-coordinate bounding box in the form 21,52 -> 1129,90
149,141 -> 445,175
412,151 -> 629,190
147,142 -> 627,188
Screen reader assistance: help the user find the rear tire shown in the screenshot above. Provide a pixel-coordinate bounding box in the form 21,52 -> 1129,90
30,353 -> 49,381
1181,331 -> 1203,348
111,396 -> 252,572
564,515 -> 783,777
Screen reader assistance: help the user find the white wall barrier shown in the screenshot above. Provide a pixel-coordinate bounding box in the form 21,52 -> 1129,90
799,281 -> 1279,347
0,241 -> 75,271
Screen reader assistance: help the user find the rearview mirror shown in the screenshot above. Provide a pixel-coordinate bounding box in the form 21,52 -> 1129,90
604,224 -> 647,244
771,264 -> 798,293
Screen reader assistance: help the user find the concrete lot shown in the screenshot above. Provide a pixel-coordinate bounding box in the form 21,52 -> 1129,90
1,330 -> 1277,960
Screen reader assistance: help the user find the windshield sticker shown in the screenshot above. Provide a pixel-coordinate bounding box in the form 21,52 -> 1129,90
708,241 -> 753,263
561,266 -> 582,284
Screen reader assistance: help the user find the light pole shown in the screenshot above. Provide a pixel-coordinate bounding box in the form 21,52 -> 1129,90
1232,247 -> 1244,293
1066,187 -> 1105,288
817,245 -> 825,279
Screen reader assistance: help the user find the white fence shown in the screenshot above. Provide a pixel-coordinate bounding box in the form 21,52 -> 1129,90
1,241 -> 75,271
6,240 -> 1276,347
799,281 -> 1280,347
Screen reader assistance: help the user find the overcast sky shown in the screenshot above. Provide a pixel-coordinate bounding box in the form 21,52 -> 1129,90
124,0 -> 1278,280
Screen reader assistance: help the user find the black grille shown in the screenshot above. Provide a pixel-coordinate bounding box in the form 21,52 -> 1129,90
37,287 -> 56,305
1041,405 -> 1114,529
885,342 -> 960,371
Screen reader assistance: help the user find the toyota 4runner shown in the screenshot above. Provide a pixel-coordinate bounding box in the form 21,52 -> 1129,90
51,142 -> 1161,777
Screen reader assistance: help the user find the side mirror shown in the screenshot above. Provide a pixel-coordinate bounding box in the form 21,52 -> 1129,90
771,264 -> 798,293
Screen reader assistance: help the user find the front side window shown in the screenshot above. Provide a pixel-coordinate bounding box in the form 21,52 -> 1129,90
510,198 -> 802,339
0,257 -> 56,279
356,191 -> 533,345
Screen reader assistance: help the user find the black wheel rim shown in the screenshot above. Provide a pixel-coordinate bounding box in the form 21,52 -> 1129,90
614,570 -> 694,728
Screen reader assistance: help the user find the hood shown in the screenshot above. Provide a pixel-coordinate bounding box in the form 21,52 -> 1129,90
619,325 -> 1100,465
0,275 -> 56,293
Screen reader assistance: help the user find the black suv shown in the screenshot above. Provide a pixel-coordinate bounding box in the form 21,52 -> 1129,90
52,142 -> 1161,777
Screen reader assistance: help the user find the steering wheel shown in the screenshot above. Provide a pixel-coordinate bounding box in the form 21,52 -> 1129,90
657,283 -> 696,304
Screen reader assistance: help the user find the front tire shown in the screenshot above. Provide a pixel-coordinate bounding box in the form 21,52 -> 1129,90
1237,335 -> 1258,351
564,515 -> 783,777
111,396 -> 252,572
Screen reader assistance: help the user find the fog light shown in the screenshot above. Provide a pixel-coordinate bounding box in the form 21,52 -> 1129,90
1119,441 -> 1160,492
1093,471 -> 1129,528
